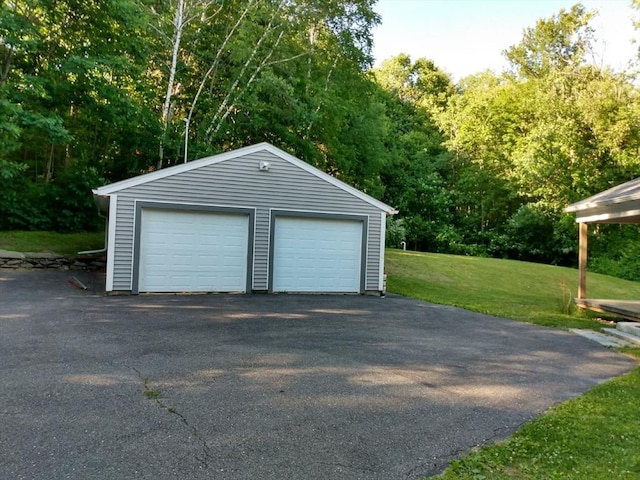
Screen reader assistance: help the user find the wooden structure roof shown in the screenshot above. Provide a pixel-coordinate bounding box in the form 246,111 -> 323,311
565,177 -> 640,224
564,177 -> 640,321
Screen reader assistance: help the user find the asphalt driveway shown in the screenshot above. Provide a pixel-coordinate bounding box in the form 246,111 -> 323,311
0,269 -> 636,479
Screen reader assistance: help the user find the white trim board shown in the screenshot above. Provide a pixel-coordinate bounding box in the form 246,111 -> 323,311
105,195 -> 117,292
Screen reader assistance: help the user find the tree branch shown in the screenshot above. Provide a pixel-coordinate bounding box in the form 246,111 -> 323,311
0,45 -> 14,88
306,55 -> 339,134
158,0 -> 186,169
205,4 -> 284,137
265,51 -> 307,67
185,0 -> 255,145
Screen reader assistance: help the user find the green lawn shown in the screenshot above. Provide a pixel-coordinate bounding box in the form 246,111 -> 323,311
383,249 -> 640,480
386,249 -> 640,329
433,364 -> 640,479
0,230 -> 105,255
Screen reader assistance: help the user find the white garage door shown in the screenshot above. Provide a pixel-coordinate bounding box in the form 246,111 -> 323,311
139,209 -> 249,292
273,216 -> 363,293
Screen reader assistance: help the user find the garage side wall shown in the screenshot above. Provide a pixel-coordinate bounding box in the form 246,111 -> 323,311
110,150 -> 385,292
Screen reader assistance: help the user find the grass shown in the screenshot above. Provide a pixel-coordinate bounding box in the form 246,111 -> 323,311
431,349 -> 640,480
386,249 -> 640,329
0,230 -> 105,255
383,249 -> 640,480
143,389 -> 162,400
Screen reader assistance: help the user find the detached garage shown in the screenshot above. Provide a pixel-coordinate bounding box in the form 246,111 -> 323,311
93,142 -> 397,295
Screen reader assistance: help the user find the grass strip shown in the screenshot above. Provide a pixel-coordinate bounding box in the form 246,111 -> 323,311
386,249 -> 640,329
0,230 -> 105,255
429,349 -> 640,479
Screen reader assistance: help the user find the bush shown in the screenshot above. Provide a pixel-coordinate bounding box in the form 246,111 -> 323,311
0,160 -> 105,232
386,217 -> 406,248
0,160 -> 50,230
590,225 -> 640,281
487,204 -> 576,265
46,166 -> 106,232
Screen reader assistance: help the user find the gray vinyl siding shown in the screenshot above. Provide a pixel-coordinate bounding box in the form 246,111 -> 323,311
110,150 -> 384,292
113,197 -> 135,290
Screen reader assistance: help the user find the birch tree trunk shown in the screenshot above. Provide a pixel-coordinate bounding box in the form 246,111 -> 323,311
204,2 -> 308,140
206,31 -> 307,139
158,0 -> 185,170
185,1 -> 255,146
306,55 -> 339,135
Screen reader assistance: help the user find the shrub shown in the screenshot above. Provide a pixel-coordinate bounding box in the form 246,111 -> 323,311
0,160 -> 50,230
0,160 -> 105,232
487,204 -> 576,265
386,217 -> 406,248
46,166 -> 106,232
590,225 -> 640,281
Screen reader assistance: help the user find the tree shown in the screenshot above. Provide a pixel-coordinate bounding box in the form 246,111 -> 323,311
437,4 -> 640,263
372,55 -> 458,251
0,0 -> 387,232
144,0 -> 381,170
153,0 -> 222,168
504,4 -> 594,79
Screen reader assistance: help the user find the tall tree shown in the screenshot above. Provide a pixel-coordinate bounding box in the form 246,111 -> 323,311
438,4 -> 640,263
504,3 -> 594,79
1,0 -> 159,180
0,0 -> 387,231
372,54 -> 458,250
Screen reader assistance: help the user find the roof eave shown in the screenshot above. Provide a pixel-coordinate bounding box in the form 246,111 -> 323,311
92,190 -> 110,215
94,142 -> 398,214
565,193 -> 640,213
93,143 -> 273,195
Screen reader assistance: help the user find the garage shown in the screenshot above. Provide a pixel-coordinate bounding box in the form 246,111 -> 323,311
271,215 -> 365,293
93,142 -> 396,295
137,208 -> 250,293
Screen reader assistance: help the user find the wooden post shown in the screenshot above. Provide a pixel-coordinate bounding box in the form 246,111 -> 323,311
578,222 -> 588,299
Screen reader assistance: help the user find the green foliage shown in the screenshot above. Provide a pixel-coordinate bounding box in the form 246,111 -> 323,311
385,217 -> 406,248
373,53 -> 454,112
372,54 -> 458,252
45,165 -> 106,232
0,159 -> 104,232
0,98 -> 23,155
589,225 -> 640,281
504,4 -> 594,78
424,5 -> 640,265
488,204 -> 576,265
0,160 -> 41,229
1,0 -> 640,279
1,0 -> 384,231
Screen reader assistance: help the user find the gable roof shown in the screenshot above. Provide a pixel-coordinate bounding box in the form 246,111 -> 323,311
565,177 -> 640,223
94,142 -> 397,215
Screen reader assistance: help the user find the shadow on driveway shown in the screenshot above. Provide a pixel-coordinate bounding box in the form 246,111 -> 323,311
0,269 -> 636,479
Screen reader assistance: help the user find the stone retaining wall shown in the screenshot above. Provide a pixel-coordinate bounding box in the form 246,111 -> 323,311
0,250 -> 106,271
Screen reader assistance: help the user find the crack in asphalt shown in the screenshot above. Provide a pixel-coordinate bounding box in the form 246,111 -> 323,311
314,460 -> 378,474
127,364 -> 213,469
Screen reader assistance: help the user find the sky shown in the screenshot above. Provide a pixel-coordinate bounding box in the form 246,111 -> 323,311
372,0 -> 639,80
